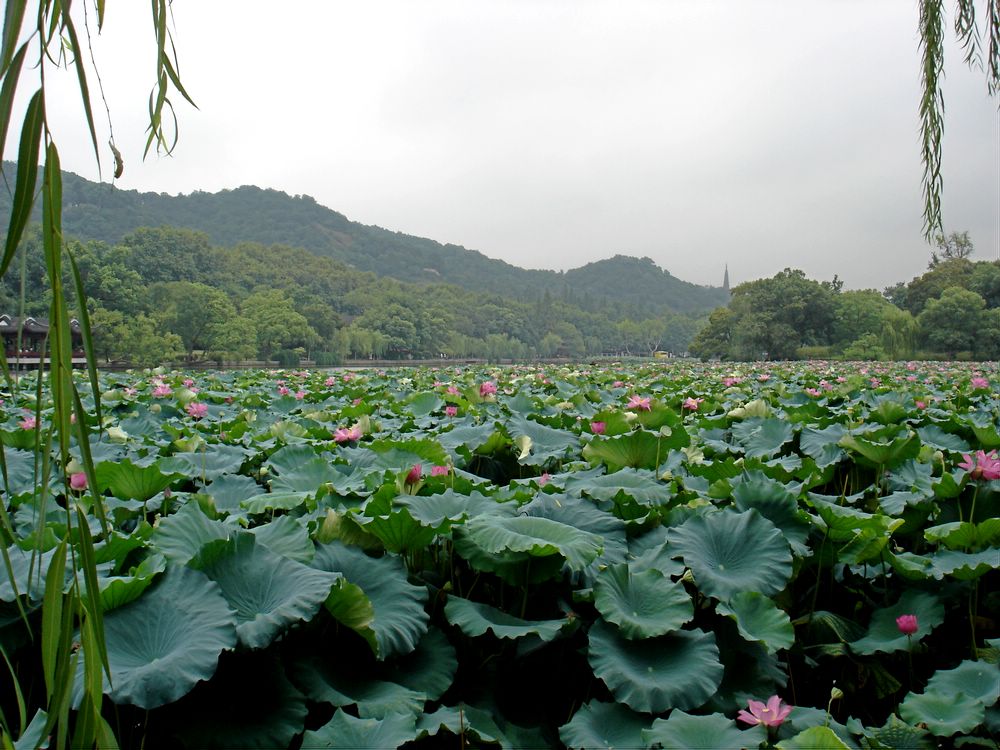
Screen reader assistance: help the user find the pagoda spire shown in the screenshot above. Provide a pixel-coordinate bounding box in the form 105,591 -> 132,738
723,264 -> 730,293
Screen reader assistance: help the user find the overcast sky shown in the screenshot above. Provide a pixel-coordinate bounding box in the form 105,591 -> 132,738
31,1 -> 1000,290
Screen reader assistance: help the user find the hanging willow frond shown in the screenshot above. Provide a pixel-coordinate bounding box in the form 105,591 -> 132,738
919,0 -> 946,240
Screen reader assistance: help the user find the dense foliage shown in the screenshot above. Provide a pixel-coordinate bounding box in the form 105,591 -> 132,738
2,361 -> 997,748
690,248 -> 1000,361
0,225 -> 710,365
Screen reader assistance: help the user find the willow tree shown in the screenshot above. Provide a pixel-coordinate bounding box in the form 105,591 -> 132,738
918,0 -> 999,238
0,2 -> 192,747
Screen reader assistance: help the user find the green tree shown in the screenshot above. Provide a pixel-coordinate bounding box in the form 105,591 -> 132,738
831,290 -> 896,347
916,286 -> 989,357
150,281 -> 239,358
243,289 -> 317,358
689,307 -> 734,360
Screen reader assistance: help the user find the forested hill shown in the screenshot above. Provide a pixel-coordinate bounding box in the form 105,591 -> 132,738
1,164 -> 728,316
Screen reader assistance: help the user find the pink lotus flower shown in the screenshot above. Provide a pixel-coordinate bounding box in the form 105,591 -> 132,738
612,380 -> 624,388
805,388 -> 822,398
915,400 -> 927,410
480,381 -> 498,397
183,378 -> 195,387
186,402 -> 208,419
445,405 -> 458,417
538,473 -> 551,486
430,465 -> 450,477
971,377 -> 990,390
896,614 -> 919,635
590,420 -> 606,434
152,385 -> 172,398
342,373 -> 354,382
69,472 -> 87,491
758,374 -> 771,382
295,390 -> 306,400
447,385 -> 460,396
19,416 -> 36,430
723,376 -> 743,387
278,386 -> 290,396
333,425 -> 363,443
124,387 -> 138,397
737,696 -> 793,728
626,395 -> 651,411
325,376 -> 336,386
682,397 -> 703,411
406,464 -> 422,484
959,450 -> 1000,481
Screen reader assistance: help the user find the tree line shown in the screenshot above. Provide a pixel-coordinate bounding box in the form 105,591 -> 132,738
690,233 -> 1000,361
1,225 -> 706,365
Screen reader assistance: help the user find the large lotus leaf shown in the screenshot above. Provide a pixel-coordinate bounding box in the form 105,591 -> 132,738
969,417 -> 1000,449
593,563 -> 693,639
301,710 -> 417,749
241,490 -> 312,514
394,489 -> 515,533
564,468 -> 673,508
205,472 -> 263,515
924,520 -> 1000,551
520,492 -> 628,568
99,553 -> 166,611
151,501 -> 232,564
588,621 -> 723,713
558,700 -> 649,750
627,527 -> 687,578
508,415 -> 579,465
81,565 -> 237,709
265,443 -> 321,474
839,429 -> 920,468
0,545 -> 66,601
406,391 -> 444,417
193,534 -> 339,649
414,704 -> 504,746
924,660 -> 1000,705
916,425 -> 971,454
928,548 -> 1000,580
866,714 -> 934,750
312,541 -> 429,660
849,590 -> 944,655
0,447 -> 53,496
289,656 -> 426,719
248,514 -> 314,564
444,596 -> 568,641
159,444 -> 251,482
458,515 -> 604,571
95,458 -> 181,501
799,424 -> 847,467
642,710 -> 764,750
731,472 -> 811,555
807,495 -> 903,545
350,507 -> 438,554
384,625 -> 457,701
269,455 -> 340,493
899,691 -> 985,737
667,509 -> 792,602
776,726 -> 852,750
170,651 -> 309,750
717,591 -> 794,653
582,430 -> 663,470
731,417 -> 794,459
437,422 -> 507,460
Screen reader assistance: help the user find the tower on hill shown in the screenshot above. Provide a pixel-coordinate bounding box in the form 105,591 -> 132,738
723,264 -> 730,294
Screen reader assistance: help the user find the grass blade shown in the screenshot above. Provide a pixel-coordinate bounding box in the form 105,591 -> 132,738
0,90 -> 44,278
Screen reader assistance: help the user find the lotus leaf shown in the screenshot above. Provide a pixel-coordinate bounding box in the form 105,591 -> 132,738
899,691 -> 985,737
312,541 -> 429,659
193,533 -> 339,649
558,700 -> 649,750
668,509 -> 792,602
642,710 -> 764,750
850,590 -> 944,654
717,591 -> 794,653
80,565 -> 236,709
301,710 -> 418,749
593,563 -> 693,639
588,621 -> 723,713
444,596 -> 568,641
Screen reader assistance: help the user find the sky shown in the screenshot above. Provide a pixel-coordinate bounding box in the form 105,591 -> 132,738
27,0 -> 1000,291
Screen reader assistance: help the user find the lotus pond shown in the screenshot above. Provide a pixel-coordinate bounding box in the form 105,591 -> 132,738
1,361 -> 998,749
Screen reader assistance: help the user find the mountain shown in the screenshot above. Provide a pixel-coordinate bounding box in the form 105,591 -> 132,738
3,164 -> 729,316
